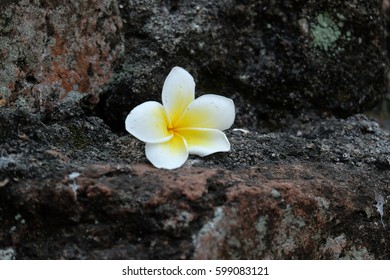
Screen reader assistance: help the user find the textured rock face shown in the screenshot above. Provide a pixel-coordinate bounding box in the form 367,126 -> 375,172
1,0 -> 390,260
0,0 -> 123,110
1,106 -> 390,259
2,162 -> 389,260
1,0 -> 387,128
101,0 -> 387,131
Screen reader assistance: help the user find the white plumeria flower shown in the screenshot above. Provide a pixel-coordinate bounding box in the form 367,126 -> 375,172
125,66 -> 235,169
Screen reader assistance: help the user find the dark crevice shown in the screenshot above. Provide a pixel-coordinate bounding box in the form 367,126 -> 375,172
80,84 -> 135,136
26,75 -> 38,84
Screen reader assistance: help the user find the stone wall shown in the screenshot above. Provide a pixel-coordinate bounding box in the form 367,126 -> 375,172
1,0 -> 390,259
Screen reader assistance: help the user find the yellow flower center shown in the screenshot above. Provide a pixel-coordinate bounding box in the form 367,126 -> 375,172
168,125 -> 175,134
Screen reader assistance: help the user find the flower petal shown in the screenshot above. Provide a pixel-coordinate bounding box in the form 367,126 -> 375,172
177,94 -> 235,130
145,133 -> 189,169
162,67 -> 195,127
125,101 -> 173,143
176,128 -> 230,157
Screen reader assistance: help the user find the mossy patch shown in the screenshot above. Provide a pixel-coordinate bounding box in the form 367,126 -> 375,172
310,13 -> 350,52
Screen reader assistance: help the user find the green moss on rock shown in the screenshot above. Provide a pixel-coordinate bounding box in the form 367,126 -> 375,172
311,13 -> 342,51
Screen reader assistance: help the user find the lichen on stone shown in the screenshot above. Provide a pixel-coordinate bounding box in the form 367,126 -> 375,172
0,248 -> 15,260
311,13 -> 342,51
375,192 -> 386,229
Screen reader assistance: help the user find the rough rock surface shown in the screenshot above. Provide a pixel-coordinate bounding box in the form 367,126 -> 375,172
1,0 -> 387,130
1,0 -> 390,260
0,0 -> 123,110
94,0 -> 388,131
1,106 -> 390,259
